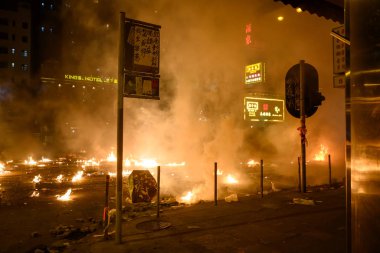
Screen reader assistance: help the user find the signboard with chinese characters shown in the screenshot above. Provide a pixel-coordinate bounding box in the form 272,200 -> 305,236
124,18 -> 160,99
125,19 -> 160,74
332,26 -> 346,88
333,26 -> 346,74
245,62 -> 265,85
244,97 -> 284,122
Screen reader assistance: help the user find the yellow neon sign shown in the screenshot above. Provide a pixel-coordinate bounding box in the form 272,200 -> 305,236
64,74 -> 118,84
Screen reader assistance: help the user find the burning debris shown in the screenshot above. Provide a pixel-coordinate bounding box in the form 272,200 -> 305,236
30,190 -> 40,198
128,170 -> 157,203
32,174 -> 41,184
225,174 -> 239,185
72,171 -> 84,183
56,174 -> 64,183
180,191 -> 195,204
57,189 -> 72,201
314,144 -> 329,161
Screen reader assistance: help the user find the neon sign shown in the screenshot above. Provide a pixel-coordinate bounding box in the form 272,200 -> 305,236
245,62 -> 265,85
64,74 -> 118,84
244,97 -> 284,122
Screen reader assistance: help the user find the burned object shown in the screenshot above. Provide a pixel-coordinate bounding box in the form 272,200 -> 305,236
128,170 -> 157,203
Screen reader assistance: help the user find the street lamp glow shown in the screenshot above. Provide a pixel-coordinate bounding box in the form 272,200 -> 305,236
277,16 -> 284,21
296,7 -> 302,13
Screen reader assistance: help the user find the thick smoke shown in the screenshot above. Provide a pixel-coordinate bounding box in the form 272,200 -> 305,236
3,0 -> 345,198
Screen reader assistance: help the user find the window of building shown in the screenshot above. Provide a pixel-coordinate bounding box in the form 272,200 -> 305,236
41,2 -> 45,7
21,50 -> 28,57
0,47 -> 8,54
0,32 -> 8,40
0,18 -> 8,26
22,22 -> 28,29
12,20 -> 15,27
11,48 -> 15,54
49,27 -> 53,32
50,4 -> 54,10
12,34 -> 15,41
21,64 -> 28,71
21,36 -> 28,43
0,62 -> 8,68
11,62 -> 15,68
41,26 -> 45,32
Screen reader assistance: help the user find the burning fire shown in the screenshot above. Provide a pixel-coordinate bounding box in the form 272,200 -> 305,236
0,162 -> 4,174
25,157 -> 37,166
225,174 -> 238,184
314,144 -> 328,161
72,171 -> 84,183
180,191 -> 195,204
32,174 -> 41,184
57,189 -> 72,201
30,190 -> 39,197
247,159 -> 259,167
56,174 -> 64,183
107,151 -> 117,162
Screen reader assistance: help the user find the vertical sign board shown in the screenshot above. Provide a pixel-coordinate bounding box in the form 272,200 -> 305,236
332,26 -> 346,88
124,18 -> 160,99
245,62 -> 265,85
244,97 -> 284,122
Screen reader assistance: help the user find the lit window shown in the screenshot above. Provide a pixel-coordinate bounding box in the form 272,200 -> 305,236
11,48 -> 15,54
11,62 -> 15,68
41,26 -> 45,32
21,64 -> 28,71
49,27 -> 53,32
21,50 -> 28,57
41,2 -> 45,7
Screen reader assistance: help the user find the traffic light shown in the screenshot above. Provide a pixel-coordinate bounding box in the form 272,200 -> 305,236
285,62 -> 325,118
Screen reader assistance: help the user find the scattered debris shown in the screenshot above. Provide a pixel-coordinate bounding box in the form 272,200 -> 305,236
292,198 -> 315,205
225,193 -> 238,202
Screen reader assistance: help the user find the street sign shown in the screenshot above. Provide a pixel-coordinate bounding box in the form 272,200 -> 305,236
332,25 -> 346,88
245,62 -> 265,85
244,97 -> 284,122
124,18 -> 160,99
124,74 -> 159,99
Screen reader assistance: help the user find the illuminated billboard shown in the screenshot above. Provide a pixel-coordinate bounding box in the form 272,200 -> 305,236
244,97 -> 284,122
245,62 -> 265,85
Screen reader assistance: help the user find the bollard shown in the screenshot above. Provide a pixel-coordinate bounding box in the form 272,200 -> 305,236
297,157 -> 301,192
328,154 -> 332,186
214,162 -> 217,206
260,159 -> 264,198
103,174 -> 110,239
157,166 -> 161,219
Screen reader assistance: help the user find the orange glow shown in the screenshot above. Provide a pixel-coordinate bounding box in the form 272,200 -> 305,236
72,171 -> 84,182
56,174 -> 64,183
32,174 -> 41,183
277,16 -> 284,21
314,144 -> 328,161
296,7 -> 302,13
247,159 -> 259,167
107,151 -> 117,162
225,174 -> 238,184
180,191 -> 195,204
25,157 -> 37,166
57,189 -> 72,201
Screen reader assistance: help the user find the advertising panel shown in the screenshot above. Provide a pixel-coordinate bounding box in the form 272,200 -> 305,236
244,97 -> 284,122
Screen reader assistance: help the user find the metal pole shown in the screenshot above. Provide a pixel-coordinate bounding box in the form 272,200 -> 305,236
156,166 -> 160,218
260,159 -> 264,198
328,154 -> 332,186
297,157 -> 301,192
116,12 -> 125,244
300,60 -> 307,193
103,175 -> 110,239
214,162 -> 217,206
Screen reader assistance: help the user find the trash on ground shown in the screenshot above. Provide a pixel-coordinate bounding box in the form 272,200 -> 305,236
292,198 -> 315,205
225,193 -> 238,202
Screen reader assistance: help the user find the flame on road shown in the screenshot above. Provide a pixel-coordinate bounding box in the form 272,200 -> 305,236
30,190 -> 40,197
107,152 -> 117,162
314,144 -> 328,161
0,162 -> 4,174
247,159 -> 259,167
25,157 -> 37,166
225,174 -> 238,184
180,191 -> 195,204
72,171 -> 84,182
57,189 -> 72,201
32,174 -> 41,184
56,174 -> 64,183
